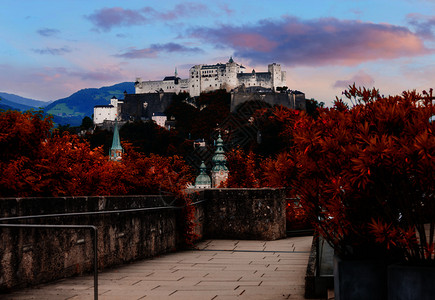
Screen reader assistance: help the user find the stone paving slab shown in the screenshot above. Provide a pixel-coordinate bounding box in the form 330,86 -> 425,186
2,236 -> 324,300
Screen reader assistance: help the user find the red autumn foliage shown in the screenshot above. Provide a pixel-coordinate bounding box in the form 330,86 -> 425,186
225,85 -> 434,263
224,148 -> 262,188
291,85 -> 435,261
0,110 -> 194,197
0,110 -> 198,246
0,110 -> 52,162
224,105 -> 311,229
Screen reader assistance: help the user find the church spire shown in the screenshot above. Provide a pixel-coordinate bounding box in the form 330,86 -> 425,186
110,120 -> 123,161
211,133 -> 229,187
175,67 -> 178,77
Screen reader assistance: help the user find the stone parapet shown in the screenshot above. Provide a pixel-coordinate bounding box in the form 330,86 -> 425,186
203,188 -> 286,240
0,188 -> 285,291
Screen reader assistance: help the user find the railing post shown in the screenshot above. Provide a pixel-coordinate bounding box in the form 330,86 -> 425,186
316,233 -> 320,277
92,226 -> 98,300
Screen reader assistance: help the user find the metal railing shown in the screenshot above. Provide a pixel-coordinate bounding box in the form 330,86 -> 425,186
0,198 -> 205,300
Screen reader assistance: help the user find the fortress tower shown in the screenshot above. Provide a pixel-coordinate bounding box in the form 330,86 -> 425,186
268,63 -> 286,91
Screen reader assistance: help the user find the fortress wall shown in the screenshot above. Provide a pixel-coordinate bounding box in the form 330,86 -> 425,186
230,92 -> 293,112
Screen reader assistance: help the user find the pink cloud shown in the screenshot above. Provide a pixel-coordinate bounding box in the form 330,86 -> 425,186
333,71 -> 375,89
0,63 -> 131,101
34,66 -> 125,83
229,33 -> 278,52
190,16 -> 432,66
407,13 -> 435,39
87,3 -> 212,31
37,28 -> 60,37
116,43 -> 203,59
32,47 -> 72,55
218,4 -> 234,16
86,7 -> 148,31
156,3 -> 208,21
116,48 -> 158,59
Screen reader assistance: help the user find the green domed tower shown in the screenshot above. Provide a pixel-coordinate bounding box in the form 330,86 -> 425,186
194,161 -> 211,189
211,134 -> 229,187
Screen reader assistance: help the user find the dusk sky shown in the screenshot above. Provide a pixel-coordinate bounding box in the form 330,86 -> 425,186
1,0 -> 435,105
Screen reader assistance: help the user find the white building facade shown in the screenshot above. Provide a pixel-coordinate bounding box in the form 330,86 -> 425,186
135,57 -> 287,97
93,96 -> 122,124
151,112 -> 167,128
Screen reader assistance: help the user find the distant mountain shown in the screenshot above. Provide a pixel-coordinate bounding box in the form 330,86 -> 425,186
0,102 -> 15,111
0,82 -> 135,126
44,82 -> 135,125
0,92 -> 50,111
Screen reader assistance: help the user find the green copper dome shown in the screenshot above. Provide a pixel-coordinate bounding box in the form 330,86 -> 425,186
212,134 -> 228,172
195,161 -> 211,187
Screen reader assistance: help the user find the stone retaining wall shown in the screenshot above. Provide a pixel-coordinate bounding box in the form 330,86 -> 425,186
203,188 -> 286,240
0,188 -> 285,291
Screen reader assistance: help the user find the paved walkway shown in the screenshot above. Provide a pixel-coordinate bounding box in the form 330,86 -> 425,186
3,236 -> 315,300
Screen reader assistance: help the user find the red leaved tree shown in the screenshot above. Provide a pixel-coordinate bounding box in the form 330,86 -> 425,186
291,85 -> 435,261
0,111 -> 194,198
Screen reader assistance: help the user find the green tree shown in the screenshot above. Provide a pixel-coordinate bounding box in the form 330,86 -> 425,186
80,116 -> 93,130
120,120 -> 190,156
305,98 -> 325,118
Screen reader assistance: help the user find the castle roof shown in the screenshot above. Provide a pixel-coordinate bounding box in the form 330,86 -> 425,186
163,76 -> 180,81
198,59 -> 245,70
94,105 -> 114,108
201,64 -> 226,69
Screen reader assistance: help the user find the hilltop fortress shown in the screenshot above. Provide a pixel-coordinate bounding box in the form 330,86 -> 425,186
94,58 -> 305,125
134,57 -> 287,97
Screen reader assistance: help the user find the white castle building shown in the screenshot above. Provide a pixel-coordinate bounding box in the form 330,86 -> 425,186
94,57 -> 290,125
93,96 -> 122,124
135,57 -> 287,97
